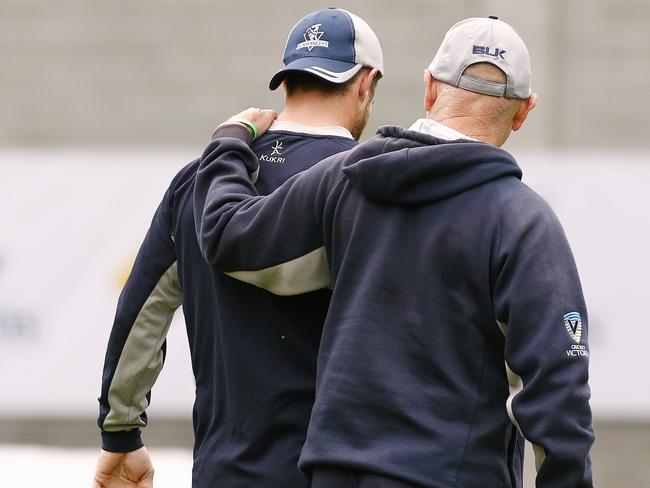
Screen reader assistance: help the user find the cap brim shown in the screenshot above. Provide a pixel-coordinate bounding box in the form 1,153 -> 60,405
269,57 -> 363,90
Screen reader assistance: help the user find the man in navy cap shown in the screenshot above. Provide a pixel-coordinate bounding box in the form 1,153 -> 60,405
194,16 -> 594,488
92,8 -> 382,488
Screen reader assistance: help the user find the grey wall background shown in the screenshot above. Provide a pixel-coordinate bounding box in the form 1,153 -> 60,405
1,0 -> 649,150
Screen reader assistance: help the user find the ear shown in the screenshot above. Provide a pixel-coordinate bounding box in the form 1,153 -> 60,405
423,69 -> 437,114
512,92 -> 537,131
358,68 -> 379,102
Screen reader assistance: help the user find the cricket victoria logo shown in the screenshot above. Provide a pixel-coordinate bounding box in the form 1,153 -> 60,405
564,311 -> 589,357
297,24 -> 329,52
260,140 -> 286,163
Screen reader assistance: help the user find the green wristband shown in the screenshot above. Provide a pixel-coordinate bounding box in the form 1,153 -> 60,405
236,119 -> 259,141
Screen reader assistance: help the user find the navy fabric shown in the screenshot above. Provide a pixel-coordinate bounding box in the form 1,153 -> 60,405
312,467 -> 423,488
98,128 -> 355,487
343,126 -> 521,205
193,126 -> 594,488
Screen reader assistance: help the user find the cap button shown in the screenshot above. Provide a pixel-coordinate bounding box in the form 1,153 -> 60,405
488,15 -> 499,19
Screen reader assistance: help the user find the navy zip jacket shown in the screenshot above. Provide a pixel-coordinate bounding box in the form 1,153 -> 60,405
97,121 -> 356,487
193,124 -> 594,488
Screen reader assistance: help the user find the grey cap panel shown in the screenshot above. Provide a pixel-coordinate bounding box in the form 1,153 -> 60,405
341,8 -> 384,75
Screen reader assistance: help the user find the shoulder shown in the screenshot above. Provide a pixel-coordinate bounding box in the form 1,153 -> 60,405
494,178 -> 565,235
162,158 -> 201,201
499,179 -> 555,214
153,159 -> 201,215
169,159 -> 201,191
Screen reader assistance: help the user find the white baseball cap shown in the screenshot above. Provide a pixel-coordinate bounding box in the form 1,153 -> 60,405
428,16 -> 531,99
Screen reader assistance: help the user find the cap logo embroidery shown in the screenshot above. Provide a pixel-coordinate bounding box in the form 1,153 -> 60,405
472,45 -> 506,60
297,24 -> 329,52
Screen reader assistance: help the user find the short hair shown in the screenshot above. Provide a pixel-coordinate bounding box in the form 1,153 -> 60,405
283,68 -> 369,97
435,62 -> 521,126
462,62 -> 507,84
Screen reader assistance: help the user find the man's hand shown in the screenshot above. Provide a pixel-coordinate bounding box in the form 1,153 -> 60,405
213,107 -> 277,140
92,447 -> 154,488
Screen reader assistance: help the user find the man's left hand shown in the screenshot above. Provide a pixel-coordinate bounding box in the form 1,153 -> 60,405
91,447 -> 154,488
213,107 -> 277,140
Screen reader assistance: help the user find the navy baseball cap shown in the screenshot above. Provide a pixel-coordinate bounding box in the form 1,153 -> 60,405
269,8 -> 384,90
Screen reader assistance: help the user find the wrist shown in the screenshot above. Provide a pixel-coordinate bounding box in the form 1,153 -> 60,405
212,123 -> 254,146
101,429 -> 144,453
235,119 -> 259,140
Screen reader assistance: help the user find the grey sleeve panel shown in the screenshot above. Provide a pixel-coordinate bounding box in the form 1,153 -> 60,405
102,261 -> 182,432
498,320 -> 548,474
224,246 -> 330,296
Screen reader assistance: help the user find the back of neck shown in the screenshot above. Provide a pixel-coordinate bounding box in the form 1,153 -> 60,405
429,113 -> 501,146
278,93 -> 352,130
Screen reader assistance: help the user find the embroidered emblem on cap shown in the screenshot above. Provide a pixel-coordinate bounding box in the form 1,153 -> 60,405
472,45 -> 506,59
297,24 -> 329,51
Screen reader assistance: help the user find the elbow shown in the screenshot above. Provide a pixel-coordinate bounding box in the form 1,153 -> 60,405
198,227 -> 221,266
194,200 -> 225,266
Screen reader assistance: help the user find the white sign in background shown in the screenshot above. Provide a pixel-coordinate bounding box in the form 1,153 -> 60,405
0,150 -> 648,420
0,151 -> 196,420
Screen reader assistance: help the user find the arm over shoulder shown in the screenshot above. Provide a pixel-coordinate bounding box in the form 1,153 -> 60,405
193,136 -> 344,295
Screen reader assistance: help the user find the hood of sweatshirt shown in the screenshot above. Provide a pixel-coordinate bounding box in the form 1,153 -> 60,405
341,125 -> 522,205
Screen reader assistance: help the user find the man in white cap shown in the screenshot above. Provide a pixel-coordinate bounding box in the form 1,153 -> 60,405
93,8 -> 382,488
194,16 -> 594,488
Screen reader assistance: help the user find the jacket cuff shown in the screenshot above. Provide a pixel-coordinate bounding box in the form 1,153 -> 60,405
212,123 -> 254,146
101,429 -> 144,452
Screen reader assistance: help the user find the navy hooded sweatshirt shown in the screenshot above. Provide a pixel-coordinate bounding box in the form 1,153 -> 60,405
193,123 -> 594,488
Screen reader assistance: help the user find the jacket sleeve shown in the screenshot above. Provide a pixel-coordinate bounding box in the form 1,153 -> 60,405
193,129 -> 339,296
97,184 -> 183,452
492,191 -> 594,487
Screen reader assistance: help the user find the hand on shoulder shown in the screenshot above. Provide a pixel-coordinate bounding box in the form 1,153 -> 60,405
213,107 -> 278,141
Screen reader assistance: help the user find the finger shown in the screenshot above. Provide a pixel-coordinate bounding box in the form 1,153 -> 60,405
254,111 -> 277,126
225,107 -> 258,125
251,109 -> 277,134
240,107 -> 259,120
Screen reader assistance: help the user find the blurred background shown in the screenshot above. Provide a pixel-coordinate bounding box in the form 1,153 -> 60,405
0,0 -> 648,486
